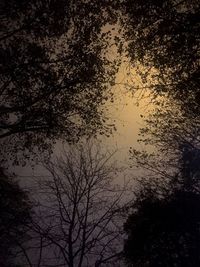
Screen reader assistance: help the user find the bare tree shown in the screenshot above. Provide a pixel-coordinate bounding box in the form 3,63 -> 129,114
29,141 -> 127,267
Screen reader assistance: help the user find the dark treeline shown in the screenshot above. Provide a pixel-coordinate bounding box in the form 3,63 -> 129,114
0,0 -> 200,266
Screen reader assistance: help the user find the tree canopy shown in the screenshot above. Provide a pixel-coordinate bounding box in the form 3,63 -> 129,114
0,0 -> 119,163
124,189 -> 200,267
125,133 -> 200,266
124,0 -> 200,197
123,3 -> 200,264
120,0 -> 199,115
1,1 -> 200,265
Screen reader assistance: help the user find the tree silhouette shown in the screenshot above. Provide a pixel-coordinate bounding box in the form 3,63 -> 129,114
121,2 -> 200,265
29,141 -> 126,267
124,189 -> 200,267
0,168 -> 32,267
1,0 -> 119,162
125,144 -> 200,267
121,0 -> 199,115
129,94 -> 200,196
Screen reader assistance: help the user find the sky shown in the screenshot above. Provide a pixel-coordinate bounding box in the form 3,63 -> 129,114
12,62 -> 152,266
11,23 -> 157,185
2,3 -> 199,266
14,60 -> 153,179
100,60 -> 154,160
10,56 -> 157,198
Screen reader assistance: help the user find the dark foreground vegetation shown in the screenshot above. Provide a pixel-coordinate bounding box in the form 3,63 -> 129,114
1,0 -> 199,266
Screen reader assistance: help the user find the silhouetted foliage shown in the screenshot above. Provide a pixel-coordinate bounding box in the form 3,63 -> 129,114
120,0 -> 199,115
129,95 -> 200,194
119,1 -> 200,185
121,2 -> 200,265
1,0 -> 119,162
125,143 -> 200,267
0,168 -> 32,267
124,189 -> 200,267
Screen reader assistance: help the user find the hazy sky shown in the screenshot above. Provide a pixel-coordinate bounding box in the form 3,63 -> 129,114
100,61 -> 154,161
14,60 -> 153,186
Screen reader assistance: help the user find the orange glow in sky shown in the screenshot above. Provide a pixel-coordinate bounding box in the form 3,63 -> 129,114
99,61 -> 155,164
